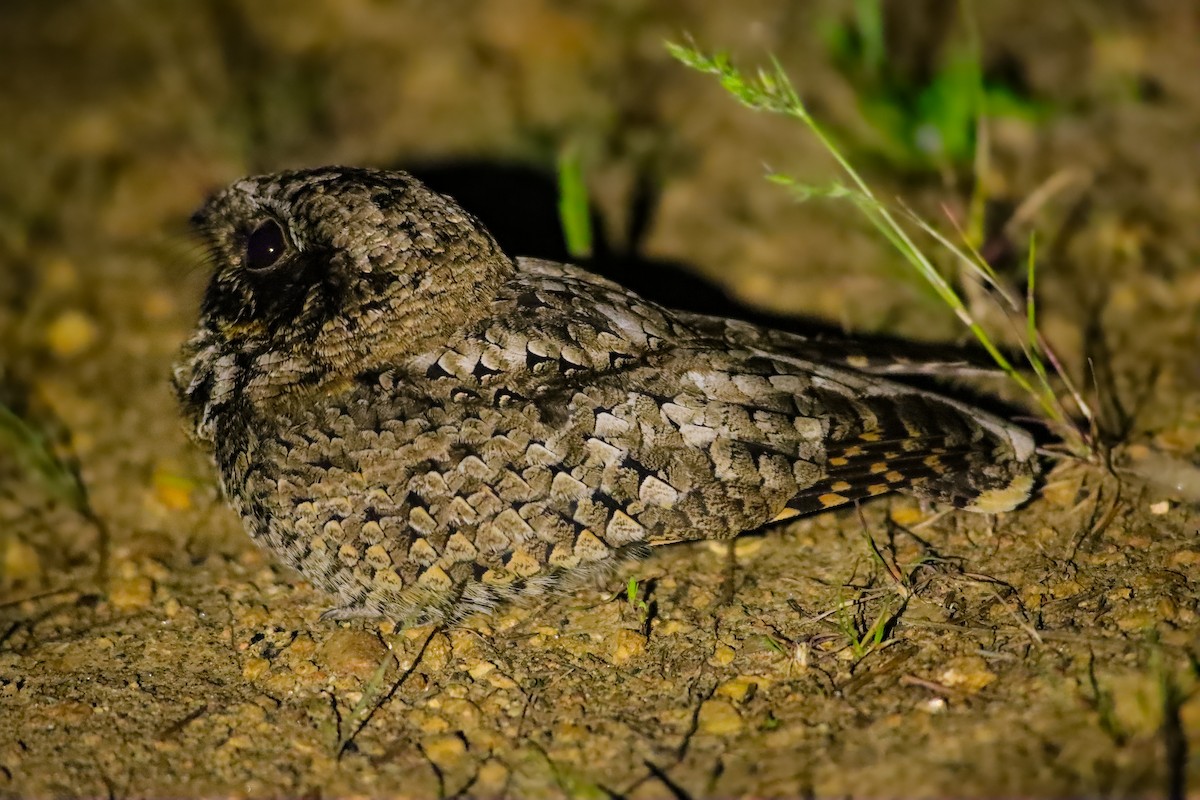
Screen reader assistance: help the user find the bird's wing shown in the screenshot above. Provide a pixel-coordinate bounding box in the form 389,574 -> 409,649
671,309 -> 1004,378
457,259 -> 1037,524
567,341 -> 1038,529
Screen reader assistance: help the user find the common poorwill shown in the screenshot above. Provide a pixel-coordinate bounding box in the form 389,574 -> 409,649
174,166 -> 1039,624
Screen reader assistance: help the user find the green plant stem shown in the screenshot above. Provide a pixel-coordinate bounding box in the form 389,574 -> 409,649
668,40 -> 1093,456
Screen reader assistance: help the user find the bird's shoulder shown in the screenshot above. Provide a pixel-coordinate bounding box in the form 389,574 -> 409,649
393,257 -> 703,394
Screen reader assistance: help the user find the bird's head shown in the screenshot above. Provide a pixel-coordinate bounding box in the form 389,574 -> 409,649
173,166 -> 512,443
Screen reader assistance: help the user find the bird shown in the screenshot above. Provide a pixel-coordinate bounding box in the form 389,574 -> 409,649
173,166 -> 1039,626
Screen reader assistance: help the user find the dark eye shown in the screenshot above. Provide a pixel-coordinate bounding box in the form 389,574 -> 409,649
245,219 -> 289,270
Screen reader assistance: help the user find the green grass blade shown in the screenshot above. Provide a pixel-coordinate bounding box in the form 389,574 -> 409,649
556,146 -> 593,260
667,38 -> 1092,455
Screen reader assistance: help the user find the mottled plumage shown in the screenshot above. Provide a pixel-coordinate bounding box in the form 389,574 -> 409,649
174,167 -> 1038,624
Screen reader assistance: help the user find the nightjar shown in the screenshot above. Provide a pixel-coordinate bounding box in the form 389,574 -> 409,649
174,166 -> 1039,625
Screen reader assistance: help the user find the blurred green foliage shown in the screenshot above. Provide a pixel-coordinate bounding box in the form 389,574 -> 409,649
0,399 -> 90,516
821,0 -> 1046,174
556,145 -> 594,260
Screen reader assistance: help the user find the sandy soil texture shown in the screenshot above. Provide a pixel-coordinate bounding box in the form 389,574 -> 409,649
2,1 -> 1199,797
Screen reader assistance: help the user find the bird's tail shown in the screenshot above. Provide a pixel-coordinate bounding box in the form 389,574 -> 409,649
779,379 -> 1039,519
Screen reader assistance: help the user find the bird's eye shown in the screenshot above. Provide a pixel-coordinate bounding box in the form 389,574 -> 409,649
245,219 -> 289,271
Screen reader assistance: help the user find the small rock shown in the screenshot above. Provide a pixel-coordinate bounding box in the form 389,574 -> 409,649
1114,610 -> 1155,631
422,631 -> 453,673
697,699 -> 744,735
108,576 -> 154,611
475,759 -> 509,794
611,629 -> 645,665
715,676 -> 759,703
1048,579 -> 1084,599
3,538 -> 42,582
289,633 -> 317,659
222,734 -> 254,751
317,629 -> 388,680
1170,550 -> 1200,568
45,310 -> 98,358
442,698 -> 483,728
1158,595 -> 1179,620
487,671 -> 518,690
889,505 -> 926,526
163,597 -> 183,623
656,619 -> 694,637
938,656 -> 996,694
418,714 -> 451,734
710,644 -> 736,667
920,697 -> 947,714
422,733 -> 467,770
467,661 -> 495,680
242,657 -> 270,681
1105,586 -> 1132,603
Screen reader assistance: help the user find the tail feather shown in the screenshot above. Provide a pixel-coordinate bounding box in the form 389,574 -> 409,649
777,445 -> 985,518
774,386 -> 1038,519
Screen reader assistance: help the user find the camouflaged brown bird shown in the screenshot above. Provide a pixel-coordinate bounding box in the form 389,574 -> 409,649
174,167 -> 1039,625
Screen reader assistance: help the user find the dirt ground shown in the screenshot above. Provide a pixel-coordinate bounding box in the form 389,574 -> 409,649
2,1 -> 1199,797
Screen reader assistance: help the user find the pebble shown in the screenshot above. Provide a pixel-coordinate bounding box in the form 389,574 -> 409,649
710,643 -> 736,666
3,538 -> 42,581
475,759 -> 509,794
467,661 -> 495,680
422,733 -> 467,770
889,505 -> 926,526
45,310 -> 98,357
421,632 -> 453,673
1170,550 -> 1200,567
152,469 -> 194,511
656,619 -> 694,637
611,629 -> 645,664
242,657 -> 270,681
715,676 -> 760,703
938,656 -> 996,694
317,629 -> 387,680
108,576 -> 154,611
697,699 -> 744,735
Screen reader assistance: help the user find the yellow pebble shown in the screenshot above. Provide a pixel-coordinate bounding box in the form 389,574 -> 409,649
711,643 -> 736,666
715,676 -> 760,703
108,576 -> 154,611
242,657 -> 270,680
938,656 -> 996,694
153,471 -> 194,510
317,629 -> 388,680
467,661 -> 495,680
422,733 -> 467,770
3,537 -> 42,581
419,715 -> 451,734
475,760 -> 509,794
697,699 -> 744,735
45,310 -> 98,357
889,505 -> 926,526
612,629 -> 645,665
